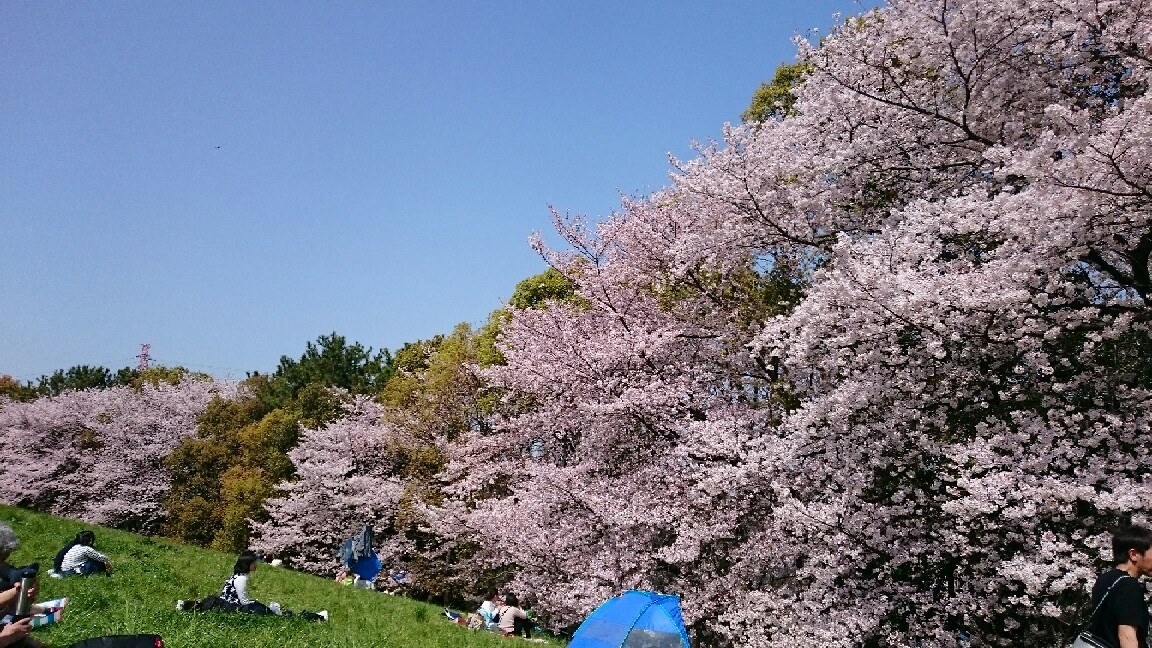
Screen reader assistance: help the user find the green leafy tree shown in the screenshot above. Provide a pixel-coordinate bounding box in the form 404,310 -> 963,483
477,269 -> 580,367
0,375 -> 38,402
265,332 -> 393,406
35,365 -> 114,396
376,323 -> 493,598
163,332 -> 392,551
742,61 -> 812,123
507,267 -> 577,309
163,393 -> 268,547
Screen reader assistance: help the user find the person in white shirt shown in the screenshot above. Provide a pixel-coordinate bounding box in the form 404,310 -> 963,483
220,553 -> 260,607
59,531 -> 112,576
478,589 -> 501,630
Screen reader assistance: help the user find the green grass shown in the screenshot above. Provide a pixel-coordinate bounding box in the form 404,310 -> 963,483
2,505 -> 565,648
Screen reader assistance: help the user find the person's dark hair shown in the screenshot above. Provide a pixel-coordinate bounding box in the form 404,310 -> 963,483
76,530 -> 96,547
233,552 -> 260,574
1112,525 -> 1152,564
504,593 -> 519,608
483,589 -> 498,601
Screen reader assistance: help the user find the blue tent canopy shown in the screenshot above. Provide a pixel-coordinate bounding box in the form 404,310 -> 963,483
569,590 -> 691,648
348,553 -> 381,581
338,524 -> 381,581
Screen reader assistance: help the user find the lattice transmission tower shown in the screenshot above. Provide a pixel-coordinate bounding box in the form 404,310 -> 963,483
137,343 -> 151,371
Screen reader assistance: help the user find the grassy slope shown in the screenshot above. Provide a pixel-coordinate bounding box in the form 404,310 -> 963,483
2,506 -> 564,648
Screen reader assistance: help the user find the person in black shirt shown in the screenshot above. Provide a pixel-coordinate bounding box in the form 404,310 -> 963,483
1089,525 -> 1152,648
0,522 -> 40,648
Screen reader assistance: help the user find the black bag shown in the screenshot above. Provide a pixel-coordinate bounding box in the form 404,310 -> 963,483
68,635 -> 163,648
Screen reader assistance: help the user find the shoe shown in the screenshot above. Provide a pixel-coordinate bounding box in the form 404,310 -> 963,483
318,610 -> 328,622
269,601 -> 281,615
176,600 -> 186,611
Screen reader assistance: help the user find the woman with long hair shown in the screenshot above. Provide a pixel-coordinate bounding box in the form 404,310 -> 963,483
59,530 -> 112,576
220,552 -> 261,609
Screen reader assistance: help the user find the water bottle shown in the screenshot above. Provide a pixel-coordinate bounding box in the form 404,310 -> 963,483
14,574 -> 35,617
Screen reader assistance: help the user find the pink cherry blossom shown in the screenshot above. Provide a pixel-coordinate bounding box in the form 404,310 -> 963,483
0,377 -> 232,534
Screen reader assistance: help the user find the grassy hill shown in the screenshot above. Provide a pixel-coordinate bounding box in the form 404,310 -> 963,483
1,505 -> 565,648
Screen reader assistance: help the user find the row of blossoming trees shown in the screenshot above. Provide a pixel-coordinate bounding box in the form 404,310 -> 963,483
433,0 -> 1152,645
3,0 -> 1151,645
0,375 -> 235,534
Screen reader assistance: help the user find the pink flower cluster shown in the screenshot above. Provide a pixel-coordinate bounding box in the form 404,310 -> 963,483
250,396 -> 407,575
435,1 -> 1152,645
0,378 -> 230,534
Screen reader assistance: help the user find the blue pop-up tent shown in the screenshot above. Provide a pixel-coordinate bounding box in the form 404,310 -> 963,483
569,590 -> 691,648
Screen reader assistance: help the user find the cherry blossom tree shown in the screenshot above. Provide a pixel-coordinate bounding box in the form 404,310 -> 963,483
250,396 -> 407,575
432,194 -> 800,640
438,1 -> 1152,646
254,327 -> 493,597
0,377 -> 231,534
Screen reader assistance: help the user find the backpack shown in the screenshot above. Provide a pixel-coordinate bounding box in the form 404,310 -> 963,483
53,542 -> 77,573
68,635 -> 164,648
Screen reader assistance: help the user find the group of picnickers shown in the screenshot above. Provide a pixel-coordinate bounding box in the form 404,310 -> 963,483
331,523 -> 540,639
3,517 -> 701,648
0,520 -> 327,648
441,588 -> 537,639
0,523 -> 119,648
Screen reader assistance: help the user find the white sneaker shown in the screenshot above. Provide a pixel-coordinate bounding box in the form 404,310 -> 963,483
318,610 -> 329,622
269,602 -> 282,615
176,600 -> 186,611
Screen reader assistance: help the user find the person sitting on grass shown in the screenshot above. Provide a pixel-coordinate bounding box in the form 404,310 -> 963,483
212,552 -> 327,621
59,531 -> 112,577
0,618 -> 33,648
478,590 -> 501,630
497,593 -> 532,639
220,552 -> 265,612
0,522 -> 47,648
50,530 -> 94,578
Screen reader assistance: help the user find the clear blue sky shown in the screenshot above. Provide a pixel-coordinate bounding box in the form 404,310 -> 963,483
1,0 -> 874,382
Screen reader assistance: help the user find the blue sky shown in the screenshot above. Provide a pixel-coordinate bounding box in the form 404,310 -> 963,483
1,0 -> 874,382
